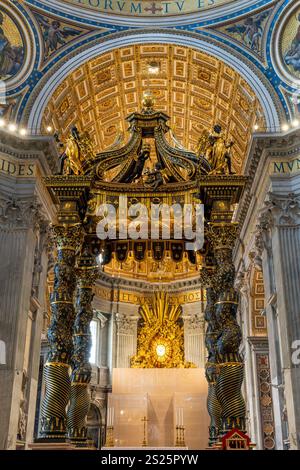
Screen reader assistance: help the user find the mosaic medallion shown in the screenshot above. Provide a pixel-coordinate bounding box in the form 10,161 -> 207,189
0,8 -> 25,81
272,2 -> 300,87
281,7 -> 300,81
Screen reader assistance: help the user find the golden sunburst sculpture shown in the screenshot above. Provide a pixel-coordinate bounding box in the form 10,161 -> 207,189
131,291 -> 196,368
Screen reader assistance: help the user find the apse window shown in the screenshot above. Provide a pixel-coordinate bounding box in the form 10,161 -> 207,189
89,320 -> 98,364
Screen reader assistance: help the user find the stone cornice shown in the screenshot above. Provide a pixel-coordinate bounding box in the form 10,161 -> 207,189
95,270 -> 203,295
247,336 -> 269,351
235,128 -> 300,242
0,130 -> 59,176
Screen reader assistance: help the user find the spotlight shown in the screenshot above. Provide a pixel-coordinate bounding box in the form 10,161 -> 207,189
19,128 -> 27,136
46,125 -> 53,133
148,61 -> 160,75
8,123 -> 17,132
282,123 -> 289,132
253,124 -> 259,131
292,119 -> 299,127
0,119 -> 5,127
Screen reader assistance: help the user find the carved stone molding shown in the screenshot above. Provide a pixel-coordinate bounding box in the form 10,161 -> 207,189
236,130 -> 300,229
0,131 -> 59,175
235,267 -> 251,298
94,310 -> 108,329
31,223 -> 50,298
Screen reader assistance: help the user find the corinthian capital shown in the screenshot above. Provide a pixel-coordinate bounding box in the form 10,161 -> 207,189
116,313 -> 138,334
0,195 -> 48,230
258,192 -> 300,227
49,223 -> 83,251
205,223 -> 239,251
254,193 -> 300,263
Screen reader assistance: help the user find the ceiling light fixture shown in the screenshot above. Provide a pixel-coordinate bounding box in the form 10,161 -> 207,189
148,61 -> 160,75
8,123 -> 17,132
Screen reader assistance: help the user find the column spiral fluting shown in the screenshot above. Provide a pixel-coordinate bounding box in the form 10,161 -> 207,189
203,224 -> 247,440
40,224 -> 82,439
67,247 -> 99,444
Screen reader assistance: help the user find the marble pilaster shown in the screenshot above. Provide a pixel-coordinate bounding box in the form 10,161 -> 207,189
0,196 -> 49,449
115,314 -> 139,368
255,192 -> 300,449
182,314 -> 205,367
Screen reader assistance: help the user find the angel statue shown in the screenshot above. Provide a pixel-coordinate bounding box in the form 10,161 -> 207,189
35,14 -> 81,58
196,124 -> 234,175
59,126 -> 82,175
123,143 -> 151,183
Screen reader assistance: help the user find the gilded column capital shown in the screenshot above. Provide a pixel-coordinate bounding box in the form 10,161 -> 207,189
205,223 -> 239,251
49,223 -> 83,251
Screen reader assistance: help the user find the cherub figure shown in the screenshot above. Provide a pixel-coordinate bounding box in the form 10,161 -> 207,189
35,14 -> 81,58
144,162 -> 164,190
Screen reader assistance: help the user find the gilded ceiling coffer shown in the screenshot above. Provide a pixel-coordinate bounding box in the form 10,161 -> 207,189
67,244 -> 99,444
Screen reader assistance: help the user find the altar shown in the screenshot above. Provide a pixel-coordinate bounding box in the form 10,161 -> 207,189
105,369 -> 209,450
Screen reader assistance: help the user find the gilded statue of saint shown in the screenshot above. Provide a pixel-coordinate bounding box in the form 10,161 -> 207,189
196,124 -> 234,175
59,126 -> 83,175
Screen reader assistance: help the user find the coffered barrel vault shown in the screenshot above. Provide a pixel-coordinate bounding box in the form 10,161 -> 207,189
41,44 -> 265,174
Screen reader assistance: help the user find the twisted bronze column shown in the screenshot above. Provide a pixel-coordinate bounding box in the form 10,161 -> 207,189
40,224 -> 82,439
206,224 -> 246,436
67,248 -> 99,444
204,288 -> 222,446
214,290 -> 246,434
